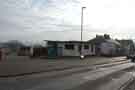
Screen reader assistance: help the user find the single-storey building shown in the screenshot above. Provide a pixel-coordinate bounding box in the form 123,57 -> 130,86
45,40 -> 96,57
17,46 -> 31,56
18,45 -> 48,57
30,46 -> 48,57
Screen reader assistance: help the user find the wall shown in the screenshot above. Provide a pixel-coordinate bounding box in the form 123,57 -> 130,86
57,43 -> 80,56
82,44 -> 95,56
57,43 -> 95,56
100,42 -> 116,56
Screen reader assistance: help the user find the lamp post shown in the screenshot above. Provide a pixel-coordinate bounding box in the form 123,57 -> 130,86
80,7 -> 86,59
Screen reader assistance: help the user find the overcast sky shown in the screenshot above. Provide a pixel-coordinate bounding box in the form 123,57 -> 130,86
1,0 -> 135,43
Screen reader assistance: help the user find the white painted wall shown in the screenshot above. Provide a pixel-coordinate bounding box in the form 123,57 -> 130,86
57,43 -> 79,56
57,43 -> 95,56
82,44 -> 95,56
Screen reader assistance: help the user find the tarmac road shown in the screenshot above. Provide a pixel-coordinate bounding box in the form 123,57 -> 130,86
0,62 -> 134,90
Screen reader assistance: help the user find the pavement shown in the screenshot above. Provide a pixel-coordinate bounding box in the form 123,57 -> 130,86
0,55 -> 129,77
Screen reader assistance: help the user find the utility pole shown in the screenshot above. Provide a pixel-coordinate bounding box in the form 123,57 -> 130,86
80,7 -> 86,59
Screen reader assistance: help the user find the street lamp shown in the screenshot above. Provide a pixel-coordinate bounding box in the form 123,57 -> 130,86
80,7 -> 86,59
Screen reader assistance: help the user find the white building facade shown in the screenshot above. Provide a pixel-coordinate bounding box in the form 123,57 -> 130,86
46,41 -> 95,57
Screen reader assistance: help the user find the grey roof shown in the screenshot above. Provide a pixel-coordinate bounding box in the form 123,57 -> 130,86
105,39 -> 121,46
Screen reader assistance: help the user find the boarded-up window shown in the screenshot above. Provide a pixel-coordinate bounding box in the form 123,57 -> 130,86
84,45 -> 89,49
65,44 -> 74,50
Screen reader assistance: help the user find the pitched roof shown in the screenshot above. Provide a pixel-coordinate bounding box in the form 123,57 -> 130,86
88,37 -> 106,44
106,39 -> 121,46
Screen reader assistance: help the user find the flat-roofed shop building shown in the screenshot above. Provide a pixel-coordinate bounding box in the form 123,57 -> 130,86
45,40 -> 96,57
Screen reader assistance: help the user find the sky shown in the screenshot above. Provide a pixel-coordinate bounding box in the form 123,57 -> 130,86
1,0 -> 135,44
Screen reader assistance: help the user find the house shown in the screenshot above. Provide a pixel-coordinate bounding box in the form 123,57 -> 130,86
89,34 -> 121,56
45,40 -> 96,57
100,39 -> 121,56
89,35 -> 106,56
116,39 -> 135,55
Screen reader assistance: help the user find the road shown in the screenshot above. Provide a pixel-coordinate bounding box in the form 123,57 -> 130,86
0,60 -> 134,90
0,55 -> 127,77
122,70 -> 135,90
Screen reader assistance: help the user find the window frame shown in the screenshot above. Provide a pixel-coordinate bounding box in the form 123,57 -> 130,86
65,44 -> 74,50
84,45 -> 89,49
